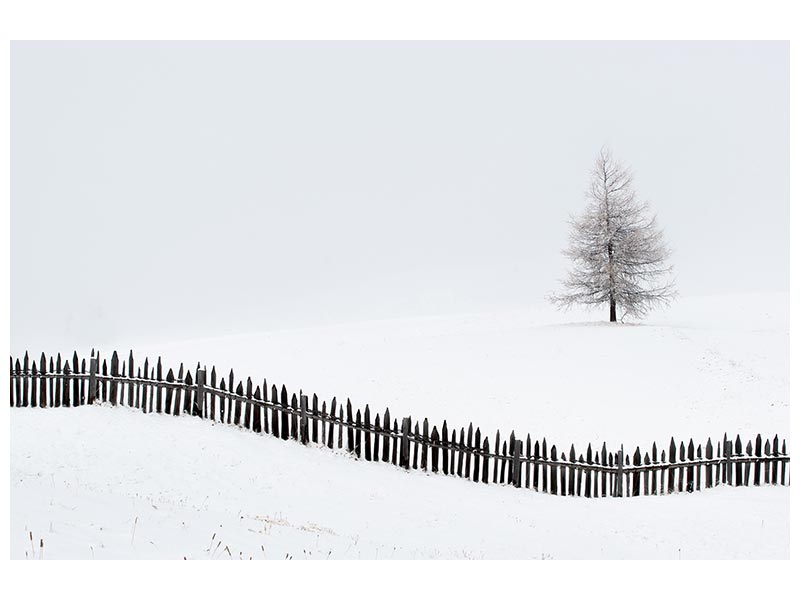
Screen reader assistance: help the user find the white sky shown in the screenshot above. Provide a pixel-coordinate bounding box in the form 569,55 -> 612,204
10,41 -> 788,352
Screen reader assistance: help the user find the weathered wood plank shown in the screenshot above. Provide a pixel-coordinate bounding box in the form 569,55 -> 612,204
244,377 -> 253,428
616,448 -> 625,498
328,396 -> 336,448
300,392 -> 309,443
153,356 -> 162,413
413,421 -> 420,469
86,355 -> 98,406
734,435 -> 743,486
541,439 -> 549,493
354,408 -> 361,457
280,386 -> 289,440
381,408 -> 390,461
300,392 -> 309,440
632,447 -> 641,496
164,369 -> 175,413
514,439 -> 523,488
464,424 -> 473,479
569,444 -> 577,496
727,440 -> 735,485
745,440 -> 753,486
30,362 -> 38,408
781,439 -> 787,486
290,393 -> 299,439
401,417 -> 410,469
494,431 -> 501,484
320,400 -> 328,447
61,363 -> 71,407
473,428 -> 482,483
450,430 -> 456,475
328,397 -> 337,448
771,435 -> 780,484
207,367 -> 217,421
234,376 -> 245,426
667,438 -> 676,493
49,356 -> 56,407
499,441 -> 507,484
430,426 -> 439,473
481,438 -> 490,483
80,358 -> 86,405
218,380 -> 227,421
72,352 -> 80,407
375,416 -> 382,461
313,395 -> 320,445
391,419 -> 399,465
508,432 -> 516,485
420,418 -> 428,470
253,386 -> 263,432
196,369 -> 207,419
441,421 -> 449,475
271,385 -> 280,437
54,355 -> 62,408
346,399 -> 354,452
364,405 -> 371,460
525,435 -> 532,489
10,357 -> 15,408
185,372 -> 195,415
22,352 -> 29,408
109,351 -> 119,406
40,353 -> 48,408
338,405 -> 344,449
126,352 -> 134,408
253,379 -> 269,434
457,428 -> 465,477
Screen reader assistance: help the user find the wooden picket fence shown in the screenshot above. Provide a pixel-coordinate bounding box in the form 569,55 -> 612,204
9,350 -> 791,498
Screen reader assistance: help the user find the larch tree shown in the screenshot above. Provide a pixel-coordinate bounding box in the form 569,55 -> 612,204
550,148 -> 676,322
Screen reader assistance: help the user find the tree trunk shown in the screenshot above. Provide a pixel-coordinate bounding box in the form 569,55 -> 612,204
607,239 -> 616,322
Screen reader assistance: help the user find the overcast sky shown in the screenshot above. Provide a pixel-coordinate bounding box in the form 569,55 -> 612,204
11,41 -> 788,353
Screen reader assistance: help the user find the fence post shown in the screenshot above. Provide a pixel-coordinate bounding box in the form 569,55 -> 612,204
616,446 -> 624,497
109,351 -> 119,406
300,394 -> 308,445
88,356 -> 98,404
513,440 -> 523,488
725,441 -> 733,485
401,417 -> 410,469
194,368 -> 206,417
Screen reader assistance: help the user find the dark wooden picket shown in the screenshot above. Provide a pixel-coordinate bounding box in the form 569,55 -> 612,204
363,405 -> 371,460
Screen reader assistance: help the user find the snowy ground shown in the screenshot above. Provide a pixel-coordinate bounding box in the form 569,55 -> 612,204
10,406 -> 789,559
12,292 -> 789,559
123,292 -> 789,452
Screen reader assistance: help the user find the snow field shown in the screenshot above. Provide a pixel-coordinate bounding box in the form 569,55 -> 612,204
10,405 -> 788,559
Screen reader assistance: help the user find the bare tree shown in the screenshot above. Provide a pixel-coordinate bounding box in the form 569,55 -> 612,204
550,148 -> 676,322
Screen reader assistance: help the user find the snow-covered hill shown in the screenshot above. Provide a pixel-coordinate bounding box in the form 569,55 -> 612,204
13,292 -> 788,559
125,292 -> 789,452
10,406 -> 788,559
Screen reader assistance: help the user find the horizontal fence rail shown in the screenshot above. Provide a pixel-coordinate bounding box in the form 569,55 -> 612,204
9,350 -> 790,498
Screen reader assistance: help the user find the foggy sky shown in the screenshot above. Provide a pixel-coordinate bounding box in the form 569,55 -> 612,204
10,41 -> 789,353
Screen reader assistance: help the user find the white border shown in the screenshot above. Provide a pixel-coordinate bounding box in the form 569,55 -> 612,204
1,0 -> 795,596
